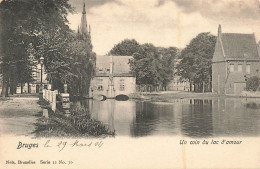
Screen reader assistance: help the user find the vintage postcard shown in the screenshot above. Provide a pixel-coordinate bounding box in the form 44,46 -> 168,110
0,0 -> 260,168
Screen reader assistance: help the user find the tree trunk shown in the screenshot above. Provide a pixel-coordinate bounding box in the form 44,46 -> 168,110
1,76 -> 6,98
14,85 -> 17,94
79,75 -> 83,99
209,77 -> 212,92
21,82 -> 23,94
27,82 -> 30,93
189,80 -> 192,92
202,81 -> 205,93
10,79 -> 13,95
5,80 -> 9,97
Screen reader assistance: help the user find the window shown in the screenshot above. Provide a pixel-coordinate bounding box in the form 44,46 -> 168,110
37,72 -> 40,78
98,67 -> 103,72
246,64 -> 250,74
119,79 -> 125,91
97,79 -> 103,91
230,64 -> 234,72
238,64 -> 242,72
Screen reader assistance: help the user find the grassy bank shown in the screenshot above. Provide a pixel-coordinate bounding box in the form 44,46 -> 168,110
141,91 -> 260,101
129,91 -> 218,102
34,97 -> 115,138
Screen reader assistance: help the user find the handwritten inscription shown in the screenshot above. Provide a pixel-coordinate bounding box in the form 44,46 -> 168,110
15,139 -> 104,152
43,139 -> 104,152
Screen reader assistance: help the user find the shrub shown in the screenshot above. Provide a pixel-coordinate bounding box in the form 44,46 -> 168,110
35,101 -> 115,137
69,105 -> 115,136
246,76 -> 260,91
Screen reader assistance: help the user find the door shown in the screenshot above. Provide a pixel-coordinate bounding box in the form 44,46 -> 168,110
28,85 -> 31,93
36,85 -> 40,93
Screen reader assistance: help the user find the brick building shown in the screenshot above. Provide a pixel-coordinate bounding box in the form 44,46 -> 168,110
212,25 -> 260,95
89,55 -> 136,98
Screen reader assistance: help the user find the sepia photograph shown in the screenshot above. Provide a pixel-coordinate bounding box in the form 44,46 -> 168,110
0,0 -> 260,168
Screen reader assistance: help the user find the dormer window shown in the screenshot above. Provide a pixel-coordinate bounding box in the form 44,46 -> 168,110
238,64 -> 242,72
246,64 -> 250,74
230,64 -> 234,72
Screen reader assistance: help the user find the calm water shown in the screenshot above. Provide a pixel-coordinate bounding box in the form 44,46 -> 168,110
74,98 -> 260,138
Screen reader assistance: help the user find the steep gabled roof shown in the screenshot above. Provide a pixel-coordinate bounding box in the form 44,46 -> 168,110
221,33 -> 259,60
95,55 -> 134,77
227,72 -> 246,83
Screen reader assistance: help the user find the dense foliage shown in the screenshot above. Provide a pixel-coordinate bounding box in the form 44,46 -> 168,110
69,33 -> 96,98
69,105 -> 114,136
158,47 -> 179,90
246,76 -> 260,91
0,0 -> 95,97
108,39 -> 140,56
176,32 -> 216,92
130,44 -> 178,91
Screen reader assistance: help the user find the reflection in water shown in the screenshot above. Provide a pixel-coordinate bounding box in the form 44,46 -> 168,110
212,98 -> 260,137
181,100 -> 213,138
75,98 -> 260,138
131,102 -> 176,137
88,99 -> 136,135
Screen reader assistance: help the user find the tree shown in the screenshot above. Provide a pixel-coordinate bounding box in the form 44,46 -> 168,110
108,39 -> 141,56
130,43 -> 162,91
0,0 -> 73,96
246,76 -> 260,91
176,32 -> 216,92
158,47 -> 179,90
1,0 -> 96,98
68,33 -> 96,98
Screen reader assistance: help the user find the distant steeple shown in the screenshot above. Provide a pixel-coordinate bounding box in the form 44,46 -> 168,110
79,2 -> 88,35
218,24 -> 222,38
82,2 -> 86,14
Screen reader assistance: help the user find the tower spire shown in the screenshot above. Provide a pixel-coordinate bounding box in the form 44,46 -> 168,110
218,24 -> 222,38
82,2 -> 86,14
79,2 -> 88,35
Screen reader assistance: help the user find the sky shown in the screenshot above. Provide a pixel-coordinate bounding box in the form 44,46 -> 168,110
67,0 -> 260,55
